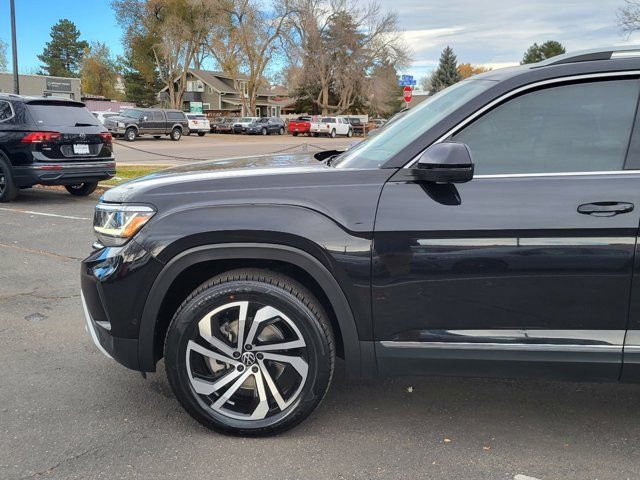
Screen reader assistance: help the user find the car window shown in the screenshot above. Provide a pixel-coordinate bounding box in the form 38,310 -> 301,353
121,109 -> 143,119
152,111 -> 164,121
0,101 -> 13,122
452,79 -> 640,175
27,103 -> 99,126
166,111 -> 186,120
321,117 -> 334,123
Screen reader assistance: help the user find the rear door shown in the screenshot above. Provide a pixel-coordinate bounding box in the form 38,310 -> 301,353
373,76 -> 640,381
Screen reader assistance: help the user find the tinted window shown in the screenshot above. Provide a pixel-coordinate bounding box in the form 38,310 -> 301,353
452,80 -> 640,174
152,111 -> 164,121
0,101 -> 13,121
321,117 -> 335,123
166,111 -> 186,120
27,103 -> 99,127
121,109 -> 143,119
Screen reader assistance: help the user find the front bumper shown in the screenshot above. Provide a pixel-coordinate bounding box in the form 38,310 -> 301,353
13,161 -> 116,188
80,240 -> 164,371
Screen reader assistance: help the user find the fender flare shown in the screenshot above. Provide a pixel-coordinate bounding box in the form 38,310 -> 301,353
137,243 -> 364,377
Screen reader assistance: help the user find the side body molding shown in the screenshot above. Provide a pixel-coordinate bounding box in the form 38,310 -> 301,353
137,243 -> 372,378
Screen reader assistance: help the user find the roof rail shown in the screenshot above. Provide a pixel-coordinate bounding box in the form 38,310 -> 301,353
533,45 -> 640,67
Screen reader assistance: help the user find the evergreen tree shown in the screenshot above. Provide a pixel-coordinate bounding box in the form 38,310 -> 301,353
430,46 -> 462,93
38,19 -> 88,77
521,40 -> 566,64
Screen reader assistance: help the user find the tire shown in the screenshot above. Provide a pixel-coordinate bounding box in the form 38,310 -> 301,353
261,128 -> 268,136
278,127 -> 284,135
0,155 -> 18,202
347,128 -> 352,138
164,269 -> 335,436
170,128 -> 182,141
65,182 -> 98,196
198,132 -> 206,137
125,127 -> 137,142
329,129 -> 336,138
292,132 -> 298,137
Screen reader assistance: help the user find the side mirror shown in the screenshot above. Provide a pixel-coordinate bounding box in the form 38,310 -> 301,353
413,142 -> 474,183
142,116 -> 148,121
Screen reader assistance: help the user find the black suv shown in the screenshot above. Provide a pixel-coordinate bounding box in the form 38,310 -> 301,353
0,95 -> 114,202
82,47 -> 640,435
104,108 -> 188,142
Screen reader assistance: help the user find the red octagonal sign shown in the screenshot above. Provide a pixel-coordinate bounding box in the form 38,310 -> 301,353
403,86 -> 412,103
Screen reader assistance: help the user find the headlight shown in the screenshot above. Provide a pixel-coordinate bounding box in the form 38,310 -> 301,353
117,122 -> 125,128
93,203 -> 155,247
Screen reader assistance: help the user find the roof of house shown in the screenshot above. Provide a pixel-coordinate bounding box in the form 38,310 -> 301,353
189,69 -> 274,97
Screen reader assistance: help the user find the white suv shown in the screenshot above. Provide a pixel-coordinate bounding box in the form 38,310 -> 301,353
185,114 -> 210,137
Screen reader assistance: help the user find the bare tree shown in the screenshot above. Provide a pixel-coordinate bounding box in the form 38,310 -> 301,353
619,0 -> 640,34
113,0 -> 221,108
287,0 -> 409,114
208,0 -> 294,115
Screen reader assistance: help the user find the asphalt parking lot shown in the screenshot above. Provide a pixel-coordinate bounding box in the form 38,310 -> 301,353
2,164 -> 640,479
112,132 -> 355,165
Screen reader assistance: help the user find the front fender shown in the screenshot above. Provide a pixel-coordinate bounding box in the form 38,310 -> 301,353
137,243 -> 375,378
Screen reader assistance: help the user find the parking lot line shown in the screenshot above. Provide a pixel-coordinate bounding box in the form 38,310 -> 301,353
0,206 -> 89,220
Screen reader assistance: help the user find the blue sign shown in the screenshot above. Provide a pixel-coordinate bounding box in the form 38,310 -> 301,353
398,79 -> 417,87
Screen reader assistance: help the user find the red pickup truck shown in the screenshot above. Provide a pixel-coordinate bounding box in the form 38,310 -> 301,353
288,116 -> 313,136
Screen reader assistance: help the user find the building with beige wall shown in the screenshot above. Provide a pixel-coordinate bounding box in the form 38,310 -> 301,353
0,72 -> 81,100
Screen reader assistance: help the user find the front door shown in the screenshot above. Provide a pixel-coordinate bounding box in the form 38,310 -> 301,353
373,77 -> 640,381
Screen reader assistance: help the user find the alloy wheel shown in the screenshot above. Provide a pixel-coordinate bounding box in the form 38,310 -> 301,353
185,300 -> 308,421
0,172 -> 5,195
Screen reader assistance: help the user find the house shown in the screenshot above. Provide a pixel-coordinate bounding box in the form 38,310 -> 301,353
159,69 -> 285,117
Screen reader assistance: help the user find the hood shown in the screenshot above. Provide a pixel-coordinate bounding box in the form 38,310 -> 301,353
105,115 -> 133,124
101,152 -> 328,203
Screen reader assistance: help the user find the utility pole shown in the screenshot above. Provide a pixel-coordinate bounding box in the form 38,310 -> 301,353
10,0 -> 20,94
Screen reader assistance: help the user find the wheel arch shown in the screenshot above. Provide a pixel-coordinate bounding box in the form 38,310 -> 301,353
138,243 -> 369,378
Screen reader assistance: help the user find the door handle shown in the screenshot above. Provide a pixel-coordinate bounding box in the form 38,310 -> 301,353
577,201 -> 634,217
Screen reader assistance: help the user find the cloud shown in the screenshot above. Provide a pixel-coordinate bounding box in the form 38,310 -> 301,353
376,0 -> 638,80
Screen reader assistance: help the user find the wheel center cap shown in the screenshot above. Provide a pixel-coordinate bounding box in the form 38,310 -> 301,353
241,351 -> 256,366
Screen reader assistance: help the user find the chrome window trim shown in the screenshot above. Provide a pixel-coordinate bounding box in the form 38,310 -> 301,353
403,70 -> 640,171
474,170 -> 640,179
379,341 -> 621,353
0,100 -> 15,123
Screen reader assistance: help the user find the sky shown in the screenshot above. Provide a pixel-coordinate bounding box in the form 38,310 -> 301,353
0,0 -> 638,83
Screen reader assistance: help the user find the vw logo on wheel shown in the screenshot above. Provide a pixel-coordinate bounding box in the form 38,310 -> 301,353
241,351 -> 256,366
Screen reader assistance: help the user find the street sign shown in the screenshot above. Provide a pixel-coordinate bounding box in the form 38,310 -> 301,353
403,86 -> 412,104
398,75 -> 417,87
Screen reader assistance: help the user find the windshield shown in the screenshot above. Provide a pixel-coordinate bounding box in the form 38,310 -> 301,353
335,79 -> 495,169
239,117 -> 253,123
121,109 -> 143,119
321,117 -> 334,123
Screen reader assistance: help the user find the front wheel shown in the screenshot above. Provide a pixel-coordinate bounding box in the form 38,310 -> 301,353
329,129 -> 336,138
65,182 -> 98,196
278,127 -> 284,135
261,128 -> 268,136
198,132 -> 206,137
292,132 -> 298,137
164,269 -> 335,436
170,128 -> 182,141
347,128 -> 352,138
